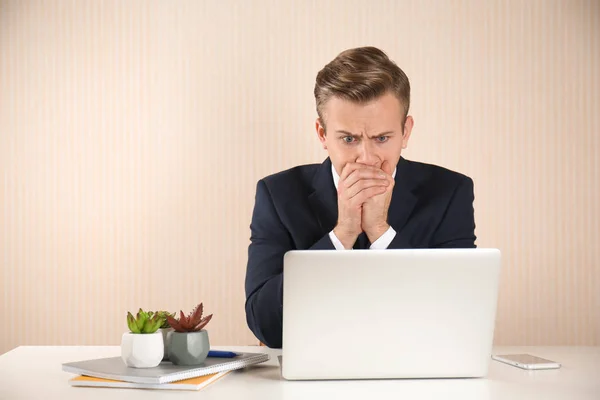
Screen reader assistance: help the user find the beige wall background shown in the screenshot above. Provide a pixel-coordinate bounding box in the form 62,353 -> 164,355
1,0 -> 599,354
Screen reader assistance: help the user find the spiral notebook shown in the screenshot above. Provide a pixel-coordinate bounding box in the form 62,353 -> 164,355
62,351 -> 269,384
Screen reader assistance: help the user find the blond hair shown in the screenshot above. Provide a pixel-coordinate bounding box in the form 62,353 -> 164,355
314,46 -> 410,128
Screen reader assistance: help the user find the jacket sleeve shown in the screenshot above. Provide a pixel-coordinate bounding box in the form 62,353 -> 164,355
431,176 -> 477,248
244,180 -> 334,348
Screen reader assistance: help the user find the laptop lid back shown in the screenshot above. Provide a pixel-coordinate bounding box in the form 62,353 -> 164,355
281,248 -> 501,380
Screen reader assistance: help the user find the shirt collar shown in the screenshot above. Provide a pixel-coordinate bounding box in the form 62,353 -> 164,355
332,164 -> 397,190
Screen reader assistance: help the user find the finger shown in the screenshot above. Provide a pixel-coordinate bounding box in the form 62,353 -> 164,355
339,162 -> 382,182
344,168 -> 388,189
346,180 -> 389,199
379,161 -> 395,188
339,163 -> 363,182
350,185 -> 387,204
381,160 -> 393,176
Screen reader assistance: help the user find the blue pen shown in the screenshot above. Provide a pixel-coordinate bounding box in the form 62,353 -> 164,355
207,350 -> 238,358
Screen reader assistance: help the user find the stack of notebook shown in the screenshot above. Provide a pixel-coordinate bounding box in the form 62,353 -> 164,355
62,351 -> 270,391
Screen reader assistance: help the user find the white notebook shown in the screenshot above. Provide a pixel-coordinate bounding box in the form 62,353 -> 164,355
62,352 -> 269,384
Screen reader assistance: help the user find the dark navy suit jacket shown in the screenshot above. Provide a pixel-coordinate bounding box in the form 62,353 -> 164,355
244,157 -> 476,348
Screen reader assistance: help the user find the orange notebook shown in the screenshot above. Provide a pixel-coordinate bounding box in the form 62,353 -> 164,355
69,370 -> 230,391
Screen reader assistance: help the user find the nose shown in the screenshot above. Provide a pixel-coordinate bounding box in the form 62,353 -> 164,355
355,140 -> 379,166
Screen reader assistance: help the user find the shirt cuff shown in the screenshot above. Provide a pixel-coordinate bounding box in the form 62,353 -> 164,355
329,230 -> 351,250
369,226 -> 396,249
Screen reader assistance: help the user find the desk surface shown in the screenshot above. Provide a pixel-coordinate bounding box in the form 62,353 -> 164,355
0,346 -> 598,399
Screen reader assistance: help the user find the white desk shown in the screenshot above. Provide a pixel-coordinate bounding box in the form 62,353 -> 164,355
0,346 -> 598,399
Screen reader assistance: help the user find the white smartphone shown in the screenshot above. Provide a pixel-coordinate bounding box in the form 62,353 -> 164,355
492,354 -> 561,370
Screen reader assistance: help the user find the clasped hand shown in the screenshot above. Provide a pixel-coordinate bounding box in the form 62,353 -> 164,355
333,161 -> 394,249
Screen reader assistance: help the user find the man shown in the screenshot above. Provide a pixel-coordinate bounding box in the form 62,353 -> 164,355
244,47 -> 476,348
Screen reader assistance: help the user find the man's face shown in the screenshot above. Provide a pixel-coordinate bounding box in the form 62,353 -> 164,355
316,92 -> 414,176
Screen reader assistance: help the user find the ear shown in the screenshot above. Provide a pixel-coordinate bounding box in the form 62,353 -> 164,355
401,116 -> 414,149
316,118 -> 327,149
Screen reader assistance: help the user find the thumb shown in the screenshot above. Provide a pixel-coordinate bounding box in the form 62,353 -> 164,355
381,160 -> 393,176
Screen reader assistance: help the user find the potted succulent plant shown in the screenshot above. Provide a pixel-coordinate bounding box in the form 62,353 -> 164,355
121,308 -> 166,368
165,303 -> 213,365
149,310 -> 175,360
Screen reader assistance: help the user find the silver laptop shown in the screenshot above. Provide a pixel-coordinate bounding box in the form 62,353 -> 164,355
281,248 -> 501,380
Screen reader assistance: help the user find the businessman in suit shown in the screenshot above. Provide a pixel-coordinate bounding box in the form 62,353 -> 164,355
244,46 -> 476,348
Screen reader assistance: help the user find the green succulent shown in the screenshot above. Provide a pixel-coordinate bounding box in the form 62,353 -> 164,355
148,311 -> 176,329
126,308 -> 165,334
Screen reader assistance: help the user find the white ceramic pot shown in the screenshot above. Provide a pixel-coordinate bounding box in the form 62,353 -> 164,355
121,331 -> 164,368
159,327 -> 174,360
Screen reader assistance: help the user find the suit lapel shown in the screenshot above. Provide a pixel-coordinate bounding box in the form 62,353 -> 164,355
387,157 -> 418,233
308,158 -> 338,234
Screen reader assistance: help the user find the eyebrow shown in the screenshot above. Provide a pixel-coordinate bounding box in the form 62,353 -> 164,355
335,130 -> 395,138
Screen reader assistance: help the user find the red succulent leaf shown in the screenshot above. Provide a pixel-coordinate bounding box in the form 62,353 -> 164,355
166,304 -> 212,332
193,314 -> 213,332
189,303 -> 203,327
179,310 -> 190,330
166,315 -> 186,332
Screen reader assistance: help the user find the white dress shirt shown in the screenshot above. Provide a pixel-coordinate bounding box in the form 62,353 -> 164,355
328,164 -> 397,250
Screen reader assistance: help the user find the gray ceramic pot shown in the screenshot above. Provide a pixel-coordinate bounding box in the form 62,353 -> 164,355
166,330 -> 210,365
159,327 -> 173,360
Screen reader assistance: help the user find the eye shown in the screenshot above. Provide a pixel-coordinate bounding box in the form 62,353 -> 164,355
375,136 -> 389,143
342,136 -> 356,144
